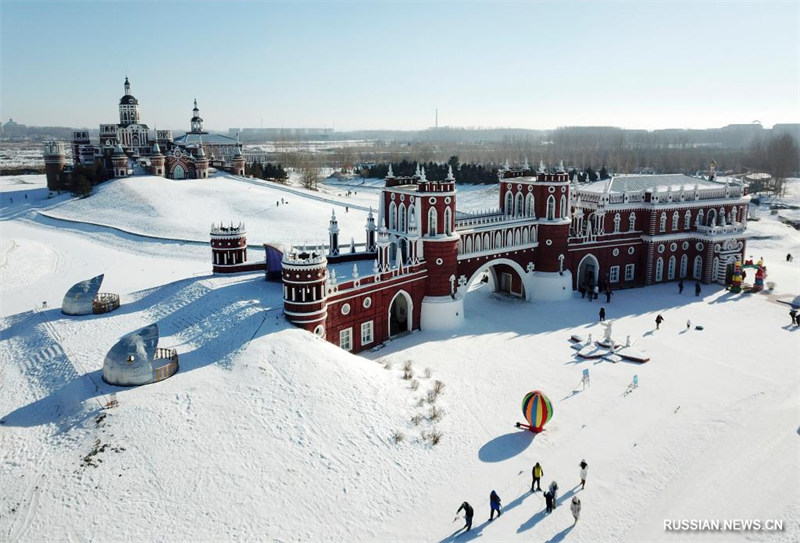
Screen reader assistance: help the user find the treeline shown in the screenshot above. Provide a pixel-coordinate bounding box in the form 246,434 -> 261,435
70,161 -> 110,196
358,157 -> 500,184
245,162 -> 288,182
744,133 -> 799,195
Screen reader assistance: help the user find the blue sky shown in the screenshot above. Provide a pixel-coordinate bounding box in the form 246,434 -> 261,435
1,1 -> 798,131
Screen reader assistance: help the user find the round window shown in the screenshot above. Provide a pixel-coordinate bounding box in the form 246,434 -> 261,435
658,244 -> 665,254
561,186 -> 567,193
548,186 -> 555,193
429,197 -> 437,204
363,297 -> 372,309
682,241 -> 689,250
436,258 -> 443,265
696,242 -> 704,251
445,197 -> 451,204
546,239 -> 552,246
613,248 -> 620,256
314,325 -> 325,337
670,243 -> 677,252
628,247 -> 635,255
341,303 -> 351,315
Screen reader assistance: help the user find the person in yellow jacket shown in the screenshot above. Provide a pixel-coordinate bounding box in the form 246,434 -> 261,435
531,462 -> 543,492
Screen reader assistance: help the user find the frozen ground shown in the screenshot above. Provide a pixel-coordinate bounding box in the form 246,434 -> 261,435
1,173 -> 798,541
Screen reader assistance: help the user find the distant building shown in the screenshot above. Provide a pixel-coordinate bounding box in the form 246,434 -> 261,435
44,77 -> 245,190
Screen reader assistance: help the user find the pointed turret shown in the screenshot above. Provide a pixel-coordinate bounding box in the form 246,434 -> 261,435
446,164 -> 455,181
328,209 -> 340,256
365,207 -> 376,252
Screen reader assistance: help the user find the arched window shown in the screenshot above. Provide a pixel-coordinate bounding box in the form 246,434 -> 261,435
523,228 -> 529,244
515,193 -> 524,218
389,201 -> 397,230
427,207 -> 438,236
613,213 -> 621,233
696,209 -> 704,226
707,209 -> 716,226
546,195 -> 556,220
506,231 -> 513,246
655,257 -> 664,282
475,235 -> 481,252
483,233 -> 490,250
515,229 -> 521,245
712,257 -> 719,281
629,212 -> 636,231
731,207 -> 737,223
505,192 -> 513,216
668,255 -> 676,280
693,256 -> 703,279
465,237 -> 472,254
559,196 -> 567,218
444,207 -> 452,235
672,211 -> 679,230
495,232 -> 502,248
398,203 -> 406,233
680,254 -> 688,278
525,193 -> 535,217
684,210 -> 692,229
659,212 -> 667,232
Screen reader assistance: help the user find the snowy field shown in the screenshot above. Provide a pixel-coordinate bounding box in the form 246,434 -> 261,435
1,173 -> 799,542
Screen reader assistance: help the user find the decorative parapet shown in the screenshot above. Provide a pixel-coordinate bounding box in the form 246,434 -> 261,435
695,223 -> 746,236
211,222 -> 245,236
282,245 -> 327,267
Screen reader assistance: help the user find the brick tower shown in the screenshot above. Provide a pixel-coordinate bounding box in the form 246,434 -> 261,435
282,246 -> 328,337
210,222 -> 248,272
43,141 -> 67,191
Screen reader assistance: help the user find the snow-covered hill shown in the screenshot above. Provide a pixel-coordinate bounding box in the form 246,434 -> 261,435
1,174 -> 798,541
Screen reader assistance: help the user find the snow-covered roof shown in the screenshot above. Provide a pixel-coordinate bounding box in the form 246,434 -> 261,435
581,174 -> 722,194
173,133 -> 238,146
61,274 -> 104,316
102,323 -> 159,386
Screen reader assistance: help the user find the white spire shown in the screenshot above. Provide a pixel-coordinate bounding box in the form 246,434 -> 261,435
328,209 -> 339,234
538,160 -> 546,173
446,164 -> 455,181
558,160 -> 565,172
387,164 -> 394,177
352,263 -> 359,278
415,163 -> 421,177
504,158 -> 510,171
420,167 -> 427,182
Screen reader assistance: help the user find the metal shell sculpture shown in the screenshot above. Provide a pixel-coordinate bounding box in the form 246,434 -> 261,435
522,390 -> 553,433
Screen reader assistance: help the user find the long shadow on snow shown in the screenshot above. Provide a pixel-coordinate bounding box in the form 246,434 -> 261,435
1,275 -> 287,429
478,430 -> 534,462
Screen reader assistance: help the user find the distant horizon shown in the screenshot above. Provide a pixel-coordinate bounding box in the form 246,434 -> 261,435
2,2 -> 798,131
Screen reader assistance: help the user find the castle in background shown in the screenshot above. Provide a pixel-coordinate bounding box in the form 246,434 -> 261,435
210,162 -> 750,354
44,77 -> 245,190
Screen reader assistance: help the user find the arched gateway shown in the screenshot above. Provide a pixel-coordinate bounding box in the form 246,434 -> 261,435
388,290 -> 413,336
462,258 -> 530,301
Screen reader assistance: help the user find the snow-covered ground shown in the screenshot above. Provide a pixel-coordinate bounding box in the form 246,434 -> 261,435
1,173 -> 798,541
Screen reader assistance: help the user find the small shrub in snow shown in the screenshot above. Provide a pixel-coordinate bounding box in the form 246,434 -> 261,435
403,360 -> 413,372
426,389 -> 439,404
429,430 -> 443,445
383,360 -> 393,370
411,414 -> 423,426
410,379 -> 420,391
424,368 -> 432,379
391,431 -> 405,444
417,398 -> 425,407
403,368 -> 413,380
432,380 -> 445,395
428,405 -> 443,422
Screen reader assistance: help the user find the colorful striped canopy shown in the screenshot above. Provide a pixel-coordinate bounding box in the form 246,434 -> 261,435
522,390 -> 553,432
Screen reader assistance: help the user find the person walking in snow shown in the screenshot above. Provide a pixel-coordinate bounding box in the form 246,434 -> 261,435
579,459 -> 588,489
532,462 -> 543,492
686,319 -> 691,330
790,308 -> 797,326
549,481 -> 559,507
593,285 -> 599,300
580,285 -> 586,299
489,490 -> 502,520
655,314 -> 664,330
456,501 -> 474,531
571,496 -> 582,524
695,282 -> 701,297
599,307 -> 606,322
678,280 -> 684,294
605,287 -> 612,303
544,490 -> 554,514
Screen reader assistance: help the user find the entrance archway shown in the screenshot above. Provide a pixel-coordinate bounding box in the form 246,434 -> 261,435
577,254 -> 599,290
388,290 -> 412,336
173,164 -> 185,180
464,258 -> 529,300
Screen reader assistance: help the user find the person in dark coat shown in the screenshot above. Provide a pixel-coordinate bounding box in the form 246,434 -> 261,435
599,307 -> 606,322
605,287 -> 612,303
678,280 -> 684,294
580,285 -> 586,299
655,314 -> 664,329
532,462 -> 543,492
549,481 -> 559,507
456,501 -> 474,531
790,308 -> 797,326
544,490 -> 554,514
579,459 -> 588,489
695,282 -> 701,296
489,490 -> 502,520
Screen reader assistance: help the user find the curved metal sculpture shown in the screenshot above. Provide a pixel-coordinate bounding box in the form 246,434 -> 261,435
102,323 -> 159,386
62,274 -> 104,315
